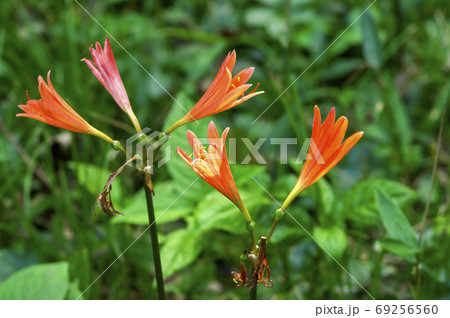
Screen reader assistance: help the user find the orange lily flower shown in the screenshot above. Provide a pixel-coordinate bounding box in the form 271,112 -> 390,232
82,37 -> 141,132
282,106 -> 364,209
166,51 -> 264,134
17,71 -> 114,144
176,121 -> 252,223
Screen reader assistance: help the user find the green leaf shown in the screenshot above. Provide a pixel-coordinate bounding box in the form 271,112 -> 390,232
66,280 -> 84,300
375,188 -> 418,249
196,189 -> 270,234
231,164 -> 267,187
384,78 -> 412,164
377,238 -> 421,257
342,179 -> 418,228
312,226 -> 348,258
361,11 -> 383,69
270,225 -> 306,244
68,161 -> 122,199
316,179 -> 335,218
0,250 -> 38,284
372,179 -> 418,207
112,182 -> 193,225
196,191 -> 244,235
0,262 -> 69,300
160,227 -> 203,278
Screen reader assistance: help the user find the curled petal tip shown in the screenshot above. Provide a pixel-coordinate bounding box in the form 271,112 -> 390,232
172,50 -> 260,127
18,71 -> 114,144
176,123 -> 247,217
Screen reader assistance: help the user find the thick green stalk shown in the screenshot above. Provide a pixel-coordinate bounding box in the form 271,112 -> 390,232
143,178 -> 166,299
250,284 -> 257,300
246,221 -> 256,252
141,137 -> 167,300
266,218 -> 279,243
266,208 -> 286,243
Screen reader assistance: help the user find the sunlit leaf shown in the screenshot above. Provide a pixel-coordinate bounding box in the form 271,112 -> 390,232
0,262 -> 69,300
312,226 -> 348,258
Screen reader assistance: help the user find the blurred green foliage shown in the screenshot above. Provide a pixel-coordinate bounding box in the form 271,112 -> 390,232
0,0 -> 449,299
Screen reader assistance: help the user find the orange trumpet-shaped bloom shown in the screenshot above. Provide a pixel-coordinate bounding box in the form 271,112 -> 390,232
166,51 -> 264,134
82,37 -> 141,132
282,106 -> 364,209
177,121 -> 252,223
17,71 -> 114,144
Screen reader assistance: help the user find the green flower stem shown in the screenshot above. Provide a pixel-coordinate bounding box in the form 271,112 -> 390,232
143,173 -> 166,299
246,221 -> 256,252
238,204 -> 256,252
266,208 -> 286,243
250,284 -> 257,300
142,140 -> 166,300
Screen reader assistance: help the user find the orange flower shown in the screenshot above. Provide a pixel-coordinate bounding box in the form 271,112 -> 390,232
82,37 -> 141,132
282,106 -> 364,209
166,51 -> 263,134
176,121 -> 252,222
17,71 -> 114,144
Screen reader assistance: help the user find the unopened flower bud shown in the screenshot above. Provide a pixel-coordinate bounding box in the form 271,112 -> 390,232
275,208 -> 285,220
111,140 -> 124,151
246,221 -> 255,232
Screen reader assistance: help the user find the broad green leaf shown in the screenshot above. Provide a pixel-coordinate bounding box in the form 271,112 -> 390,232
312,226 -> 348,258
196,191 -> 245,235
66,280 -> 84,300
316,179 -> 335,217
196,190 -> 270,234
377,238 -> 421,257
0,262 -> 69,300
372,179 -> 418,207
230,164 -> 267,187
361,12 -> 383,69
375,188 -> 418,249
112,182 -> 193,225
0,250 -> 38,284
160,227 -> 203,278
342,179 -> 418,228
68,161 -> 122,200
269,225 -> 306,244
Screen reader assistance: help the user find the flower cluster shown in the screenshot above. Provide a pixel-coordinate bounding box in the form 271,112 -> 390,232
18,39 -> 363,291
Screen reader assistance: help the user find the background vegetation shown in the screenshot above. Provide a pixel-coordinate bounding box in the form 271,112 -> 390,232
0,0 -> 448,299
